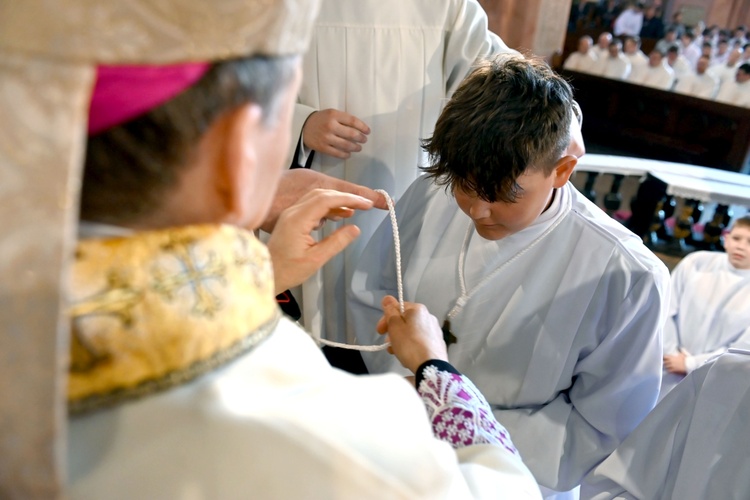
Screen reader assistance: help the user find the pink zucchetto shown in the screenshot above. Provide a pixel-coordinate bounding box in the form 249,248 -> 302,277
88,63 -> 210,135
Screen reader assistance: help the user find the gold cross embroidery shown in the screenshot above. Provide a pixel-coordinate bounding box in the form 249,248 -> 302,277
151,237 -> 226,317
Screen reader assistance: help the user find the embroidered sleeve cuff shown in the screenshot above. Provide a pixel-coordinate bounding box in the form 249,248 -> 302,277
415,359 -> 459,388
417,364 -> 519,455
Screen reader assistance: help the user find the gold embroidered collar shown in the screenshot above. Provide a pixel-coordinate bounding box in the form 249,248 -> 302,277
68,224 -> 279,414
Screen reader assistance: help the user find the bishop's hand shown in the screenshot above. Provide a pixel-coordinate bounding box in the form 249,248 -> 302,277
260,169 -> 386,233
376,295 -> 449,374
266,189 -> 375,295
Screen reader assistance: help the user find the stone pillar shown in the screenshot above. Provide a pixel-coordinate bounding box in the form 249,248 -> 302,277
479,0 -> 573,58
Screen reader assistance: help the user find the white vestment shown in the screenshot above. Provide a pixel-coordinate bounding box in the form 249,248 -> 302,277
67,226 -> 541,499
624,51 -> 648,71
674,72 -> 719,99
289,0 -> 514,342
708,62 -> 739,86
660,251 -> 750,396
668,55 -> 693,86
583,350 -> 750,499
628,63 -> 674,90
349,177 -> 670,495
598,54 -> 631,80
68,316 -> 541,499
594,46 -> 610,60
563,51 -> 600,74
715,79 -> 750,107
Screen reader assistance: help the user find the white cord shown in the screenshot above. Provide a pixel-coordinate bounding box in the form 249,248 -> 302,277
316,189 -> 402,352
445,210 -> 566,324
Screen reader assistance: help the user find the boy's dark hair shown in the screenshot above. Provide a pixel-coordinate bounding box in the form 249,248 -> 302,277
421,54 -> 574,204
81,55 -> 298,224
732,216 -> 750,229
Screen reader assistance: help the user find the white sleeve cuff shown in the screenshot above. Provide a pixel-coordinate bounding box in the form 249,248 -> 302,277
296,132 -> 313,167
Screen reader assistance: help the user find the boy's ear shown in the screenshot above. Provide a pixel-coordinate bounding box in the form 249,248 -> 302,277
552,155 -> 578,188
216,102 -> 264,226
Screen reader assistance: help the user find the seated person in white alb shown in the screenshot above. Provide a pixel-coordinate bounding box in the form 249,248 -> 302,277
660,216 -> 750,397
715,62 -> 750,106
709,46 -> 744,86
665,44 -> 693,86
596,39 -> 631,80
594,31 -> 613,60
674,54 -> 719,99
583,349 -> 750,499
350,54 -> 669,498
563,35 -> 599,74
628,49 -> 675,90
623,36 -> 649,71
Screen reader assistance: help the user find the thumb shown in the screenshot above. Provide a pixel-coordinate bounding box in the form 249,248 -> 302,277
381,295 -> 398,308
308,225 -> 360,265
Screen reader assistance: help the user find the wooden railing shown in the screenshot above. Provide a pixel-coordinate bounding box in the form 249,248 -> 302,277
561,69 -> 750,173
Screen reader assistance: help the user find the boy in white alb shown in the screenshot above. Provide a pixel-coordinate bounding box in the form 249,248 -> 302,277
660,216 -> 750,397
350,54 -> 670,499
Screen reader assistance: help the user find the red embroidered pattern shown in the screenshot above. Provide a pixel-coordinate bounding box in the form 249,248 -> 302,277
418,365 -> 518,454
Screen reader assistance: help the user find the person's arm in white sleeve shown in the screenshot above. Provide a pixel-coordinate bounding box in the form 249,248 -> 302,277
443,0 -> 517,95
685,324 -> 750,372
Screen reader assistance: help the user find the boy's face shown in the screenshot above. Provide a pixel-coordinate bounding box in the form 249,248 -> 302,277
452,113 -> 583,242
724,224 -> 750,269
453,168 -> 559,241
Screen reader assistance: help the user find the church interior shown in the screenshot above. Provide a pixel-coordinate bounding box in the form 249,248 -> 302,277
480,0 -> 750,269
2,0 -> 750,498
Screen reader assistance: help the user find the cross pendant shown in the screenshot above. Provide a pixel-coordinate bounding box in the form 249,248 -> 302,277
441,318 -> 458,346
